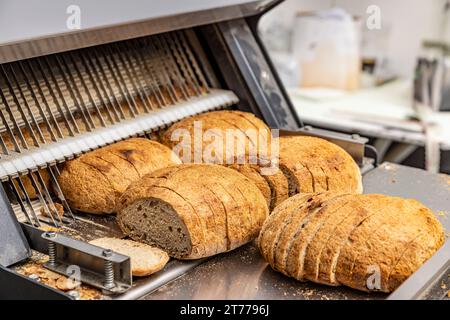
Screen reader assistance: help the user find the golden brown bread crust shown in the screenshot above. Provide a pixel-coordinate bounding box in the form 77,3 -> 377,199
278,136 -> 363,195
264,168 -> 289,210
57,138 -> 181,214
117,164 -> 269,259
258,193 -> 445,292
160,110 -> 272,164
227,164 -> 271,208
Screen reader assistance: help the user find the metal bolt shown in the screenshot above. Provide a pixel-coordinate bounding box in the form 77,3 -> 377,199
304,125 -> 312,131
351,134 -> 361,140
67,290 -> 80,300
44,231 -> 57,239
28,274 -> 40,282
102,249 -> 115,289
102,249 -> 112,257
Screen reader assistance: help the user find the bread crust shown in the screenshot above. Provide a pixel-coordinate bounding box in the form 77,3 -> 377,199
278,136 -> 362,195
57,138 -> 180,214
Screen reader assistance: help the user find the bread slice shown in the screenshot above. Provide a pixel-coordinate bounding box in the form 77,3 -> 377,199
273,193 -> 341,273
257,193 -> 313,267
89,237 -> 169,277
261,168 -> 289,210
302,194 -> 365,283
227,164 -> 271,208
285,193 -> 348,280
313,195 -> 384,285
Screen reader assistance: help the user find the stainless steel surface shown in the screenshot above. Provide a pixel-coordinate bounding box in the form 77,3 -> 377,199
0,0 -> 276,63
280,127 -> 368,165
115,259 -> 206,300
139,163 -> 449,300
144,243 -> 386,300
21,223 -> 132,294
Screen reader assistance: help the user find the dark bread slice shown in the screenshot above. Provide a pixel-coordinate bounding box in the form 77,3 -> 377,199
119,181 -> 207,259
156,167 -> 221,258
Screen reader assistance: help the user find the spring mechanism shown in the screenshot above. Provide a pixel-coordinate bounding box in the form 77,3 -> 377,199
103,249 -> 115,289
45,231 -> 57,266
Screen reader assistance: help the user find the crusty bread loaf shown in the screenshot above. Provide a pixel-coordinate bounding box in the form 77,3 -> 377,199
89,237 -> 169,277
160,110 -> 272,164
57,138 -> 181,214
258,192 -> 445,292
117,164 -> 269,259
279,136 -> 363,195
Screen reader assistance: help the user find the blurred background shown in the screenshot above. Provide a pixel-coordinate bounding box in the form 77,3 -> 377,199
259,0 -> 450,174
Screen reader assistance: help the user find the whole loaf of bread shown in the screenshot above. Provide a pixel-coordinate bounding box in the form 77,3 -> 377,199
117,164 -> 269,259
57,138 -> 181,214
258,192 -> 445,292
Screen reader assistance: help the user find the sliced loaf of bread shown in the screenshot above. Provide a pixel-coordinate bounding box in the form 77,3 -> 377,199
258,192 -> 445,292
117,164 -> 269,259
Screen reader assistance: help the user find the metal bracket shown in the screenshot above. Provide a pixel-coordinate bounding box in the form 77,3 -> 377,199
21,223 -> 132,295
279,126 -> 368,165
0,183 -> 31,267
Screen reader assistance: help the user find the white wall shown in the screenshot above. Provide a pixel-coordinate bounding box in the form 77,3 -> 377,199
260,0 -> 448,78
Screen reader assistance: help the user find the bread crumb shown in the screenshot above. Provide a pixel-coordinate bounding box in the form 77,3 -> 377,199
440,281 -> 447,289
